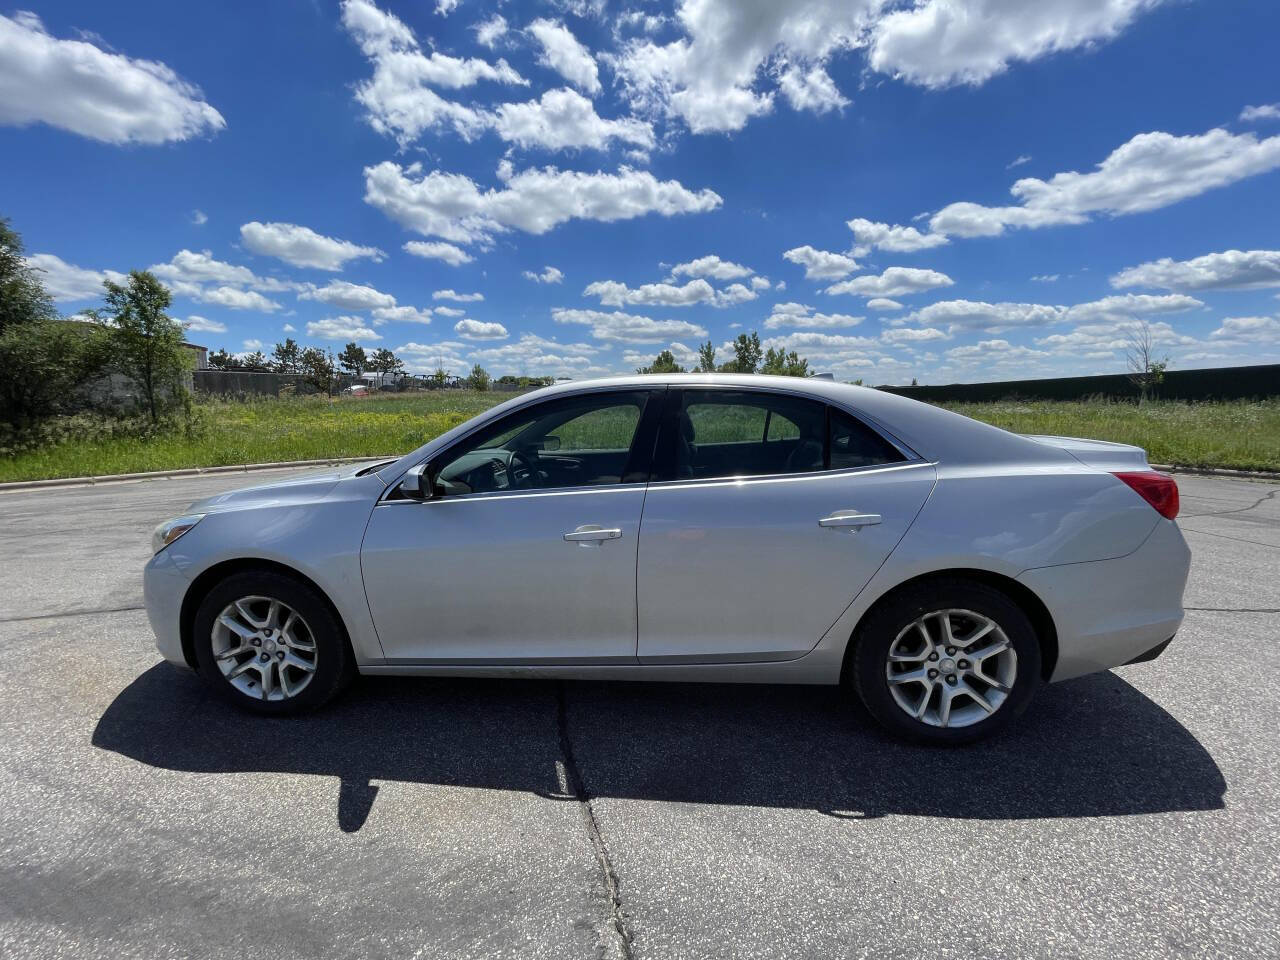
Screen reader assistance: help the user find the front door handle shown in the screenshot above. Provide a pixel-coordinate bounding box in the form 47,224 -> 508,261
564,524 -> 623,546
818,511 -> 882,530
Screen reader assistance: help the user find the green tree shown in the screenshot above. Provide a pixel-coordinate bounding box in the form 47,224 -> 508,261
300,346 -> 336,395
271,337 -> 301,374
760,346 -> 809,377
368,347 -> 404,387
1126,320 -> 1169,405
0,219 -> 109,429
719,332 -> 762,374
637,349 -> 685,374
243,350 -> 268,372
97,271 -> 189,424
207,348 -> 234,370
0,217 -> 56,334
696,341 -> 716,373
429,365 -> 449,387
467,363 -> 491,391
338,341 -> 366,378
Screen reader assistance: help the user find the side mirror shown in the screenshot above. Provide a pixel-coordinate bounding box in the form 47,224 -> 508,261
399,463 -> 434,500
541,435 -> 561,452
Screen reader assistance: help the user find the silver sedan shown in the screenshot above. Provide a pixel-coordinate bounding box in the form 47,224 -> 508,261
144,375 -> 1189,744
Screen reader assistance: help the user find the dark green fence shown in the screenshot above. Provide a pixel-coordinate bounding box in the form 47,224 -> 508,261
879,364 -> 1280,403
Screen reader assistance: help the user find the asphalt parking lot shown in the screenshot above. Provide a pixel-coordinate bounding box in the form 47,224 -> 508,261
1,469 -> 1277,959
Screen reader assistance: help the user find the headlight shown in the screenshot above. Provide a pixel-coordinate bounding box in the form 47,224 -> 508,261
151,514 -> 205,554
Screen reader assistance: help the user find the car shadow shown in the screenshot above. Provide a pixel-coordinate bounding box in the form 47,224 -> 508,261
92,665 -> 1225,832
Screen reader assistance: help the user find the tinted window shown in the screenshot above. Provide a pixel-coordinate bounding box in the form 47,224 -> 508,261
828,408 -> 906,470
670,390 -> 827,480
431,391 -> 653,497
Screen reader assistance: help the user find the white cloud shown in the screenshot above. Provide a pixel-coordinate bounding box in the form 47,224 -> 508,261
1008,155 -> 1032,169
201,287 -> 282,312
777,61 -> 849,114
944,339 -> 1049,364
433,305 -> 465,317
364,160 -> 721,246
669,255 -> 754,281
190,209 -> 208,226
763,302 -> 862,329
395,340 -> 471,374
584,277 -> 756,308
148,249 -> 296,295
1031,273 -> 1060,282
341,0 -> 525,147
930,127 -> 1280,237
825,267 -> 954,298
282,323 -> 296,332
436,0 -> 459,16
1240,104 -> 1280,123
0,12 -> 225,144
613,1 -> 878,134
240,221 -> 384,271
1063,293 -> 1203,323
847,217 -> 949,255
523,266 -> 565,284
183,315 -> 226,334
782,245 -> 859,280
491,87 -> 653,151
1209,315 -> 1280,342
866,297 -> 903,311
553,307 -> 708,343
23,253 -> 125,302
306,316 -> 382,341
468,333 -> 608,378
372,305 -> 433,325
433,289 -> 484,302
528,19 -> 601,95
299,280 -> 397,310
1035,319 -> 1196,354
1111,249 -> 1280,291
879,326 -> 950,344
908,292 -> 1201,334
403,240 -> 474,266
454,319 -> 510,340
243,339 -> 264,351
868,0 -> 1163,89
474,15 -> 508,48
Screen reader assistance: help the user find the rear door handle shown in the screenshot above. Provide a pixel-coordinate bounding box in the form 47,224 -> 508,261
564,524 -> 623,546
818,511 -> 882,530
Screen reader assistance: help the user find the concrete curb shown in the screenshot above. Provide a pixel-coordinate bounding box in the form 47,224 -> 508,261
1150,464 -> 1280,482
0,456 -> 394,493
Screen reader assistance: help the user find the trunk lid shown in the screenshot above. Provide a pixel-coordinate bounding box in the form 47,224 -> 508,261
1021,434 -> 1152,470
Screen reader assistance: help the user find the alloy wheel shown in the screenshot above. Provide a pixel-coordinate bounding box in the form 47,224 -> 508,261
210,595 -> 318,701
884,608 -> 1018,728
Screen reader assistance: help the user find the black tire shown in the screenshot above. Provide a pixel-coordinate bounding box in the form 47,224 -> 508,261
192,570 -> 353,715
850,578 -> 1042,745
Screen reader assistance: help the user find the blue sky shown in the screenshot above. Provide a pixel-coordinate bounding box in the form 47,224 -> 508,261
3,0 -> 1279,382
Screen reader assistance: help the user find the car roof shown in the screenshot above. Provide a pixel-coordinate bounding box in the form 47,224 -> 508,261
518,374 -> 1057,466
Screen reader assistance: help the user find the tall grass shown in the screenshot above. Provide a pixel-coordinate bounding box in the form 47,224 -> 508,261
1,392 -> 1276,483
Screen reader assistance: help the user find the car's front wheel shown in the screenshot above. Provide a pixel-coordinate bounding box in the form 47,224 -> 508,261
192,571 -> 352,714
850,579 -> 1041,745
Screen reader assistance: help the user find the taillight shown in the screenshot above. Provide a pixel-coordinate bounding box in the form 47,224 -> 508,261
1112,471 -> 1179,520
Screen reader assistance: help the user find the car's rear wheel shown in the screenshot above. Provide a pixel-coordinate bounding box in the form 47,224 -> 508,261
850,579 -> 1041,745
192,571 -> 352,715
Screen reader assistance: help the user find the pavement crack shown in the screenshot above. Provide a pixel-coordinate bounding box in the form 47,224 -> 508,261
0,604 -> 145,624
556,682 -> 634,960
1182,488 -> 1278,519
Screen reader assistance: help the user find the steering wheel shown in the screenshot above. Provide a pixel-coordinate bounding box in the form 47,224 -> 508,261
508,448 -> 540,489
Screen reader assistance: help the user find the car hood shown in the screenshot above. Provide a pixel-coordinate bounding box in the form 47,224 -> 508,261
187,463 -> 375,514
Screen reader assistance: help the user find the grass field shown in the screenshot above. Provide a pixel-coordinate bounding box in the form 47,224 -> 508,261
1,392 -> 1277,482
